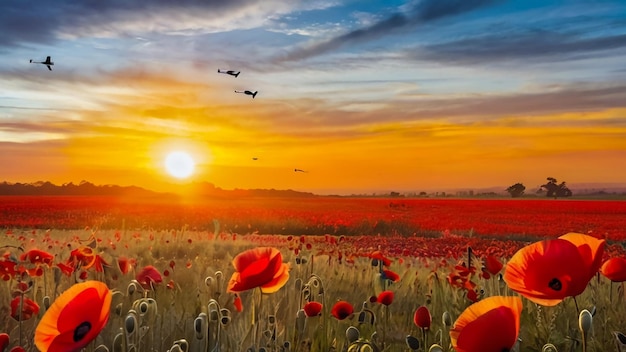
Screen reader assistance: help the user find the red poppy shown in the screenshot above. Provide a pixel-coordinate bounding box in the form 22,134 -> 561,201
331,301 -> 353,320
136,265 -> 163,290
35,281 -> 111,352
20,249 -> 54,266
11,296 -> 40,321
56,262 -> 74,277
413,306 -> 432,330
227,247 -> 290,294
600,257 -> 626,282
91,255 -> 110,273
117,257 -> 134,275
303,301 -> 323,317
67,246 -> 96,270
450,296 -> 522,352
0,333 -> 9,352
483,255 -> 503,276
382,269 -> 400,282
370,251 -> 392,267
377,291 -> 394,306
233,294 -> 243,312
0,259 -> 17,280
503,234 -> 604,306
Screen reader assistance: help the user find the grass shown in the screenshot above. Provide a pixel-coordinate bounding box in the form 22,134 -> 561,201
1,228 -> 626,352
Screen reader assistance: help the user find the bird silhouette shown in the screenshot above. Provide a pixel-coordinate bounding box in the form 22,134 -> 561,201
252,157 -> 258,161
218,69 -> 240,77
294,168 -> 307,173
234,90 -> 258,99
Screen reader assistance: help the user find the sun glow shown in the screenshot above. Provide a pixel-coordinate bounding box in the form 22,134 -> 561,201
164,151 -> 195,179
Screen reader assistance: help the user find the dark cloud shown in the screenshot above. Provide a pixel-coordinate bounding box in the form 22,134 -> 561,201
0,0 -> 262,48
410,30 -> 626,65
275,0 -> 499,62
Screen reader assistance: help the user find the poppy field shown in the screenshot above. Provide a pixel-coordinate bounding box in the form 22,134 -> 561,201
1,195 -> 626,352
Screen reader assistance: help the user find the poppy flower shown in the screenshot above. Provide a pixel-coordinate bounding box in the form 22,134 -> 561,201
503,235 -> 602,306
227,247 -> 290,294
303,301 -> 323,317
483,255 -> 503,276
450,296 -> 522,352
600,257 -> 626,282
370,251 -> 392,267
136,265 -> 163,290
0,333 -> 9,352
11,297 -> 40,321
559,232 -> 605,283
331,301 -> 353,320
413,306 -> 432,330
0,259 -> 17,280
67,247 -> 96,270
35,281 -> 111,352
233,294 -> 243,312
382,269 -> 400,282
20,249 -> 54,266
377,291 -> 394,306
117,257 -> 134,275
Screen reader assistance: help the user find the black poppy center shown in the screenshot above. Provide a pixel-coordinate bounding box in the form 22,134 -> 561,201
548,278 -> 562,291
73,321 -> 92,342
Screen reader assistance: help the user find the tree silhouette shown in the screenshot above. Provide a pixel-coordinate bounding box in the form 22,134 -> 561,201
506,183 -> 526,198
540,177 -> 572,198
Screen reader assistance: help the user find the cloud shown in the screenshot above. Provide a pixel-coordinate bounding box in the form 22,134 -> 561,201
275,0 -> 499,62
409,30 -> 626,65
0,0 -> 303,48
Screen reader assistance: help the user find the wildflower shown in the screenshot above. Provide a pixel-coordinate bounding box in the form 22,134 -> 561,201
11,297 -> 40,321
370,251 -> 392,267
67,246 -> 96,270
117,257 -> 134,275
136,265 -> 163,290
450,296 -> 522,352
377,291 -> 394,306
35,281 -> 111,352
504,233 -> 604,306
20,249 -> 54,266
331,301 -> 354,320
303,301 -> 323,317
227,247 -> 290,294
413,306 -> 432,330
382,269 -> 400,282
600,257 -> 626,282
483,255 -> 503,276
0,333 -> 8,352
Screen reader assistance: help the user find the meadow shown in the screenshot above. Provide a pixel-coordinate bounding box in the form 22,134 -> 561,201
1,195 -> 626,352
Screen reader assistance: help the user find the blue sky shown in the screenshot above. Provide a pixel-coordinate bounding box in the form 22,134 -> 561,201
1,0 -> 625,194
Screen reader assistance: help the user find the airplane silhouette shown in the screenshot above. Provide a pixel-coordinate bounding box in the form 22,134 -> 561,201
294,168 -> 307,173
235,90 -> 258,99
30,56 -> 54,71
218,69 -> 240,77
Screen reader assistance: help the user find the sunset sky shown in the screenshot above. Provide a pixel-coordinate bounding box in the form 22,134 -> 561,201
1,0 -> 625,195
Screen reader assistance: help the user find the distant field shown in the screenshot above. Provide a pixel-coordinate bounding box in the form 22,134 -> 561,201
1,195 -> 625,241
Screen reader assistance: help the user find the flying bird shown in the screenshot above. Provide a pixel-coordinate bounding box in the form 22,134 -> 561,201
252,157 -> 258,161
235,90 -> 258,99
218,69 -> 240,77
30,56 -> 54,71
294,168 -> 307,173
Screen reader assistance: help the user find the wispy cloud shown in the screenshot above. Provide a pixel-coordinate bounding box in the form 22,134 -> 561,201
275,0 -> 499,62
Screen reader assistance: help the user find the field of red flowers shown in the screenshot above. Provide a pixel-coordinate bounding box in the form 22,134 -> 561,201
2,196 -> 626,240
2,195 -> 626,351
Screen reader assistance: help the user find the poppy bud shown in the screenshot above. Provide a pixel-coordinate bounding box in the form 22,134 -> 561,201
405,335 -> 420,351
346,326 -> 360,343
579,309 -> 593,335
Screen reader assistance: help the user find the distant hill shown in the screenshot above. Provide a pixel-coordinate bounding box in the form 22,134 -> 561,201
0,180 -> 318,198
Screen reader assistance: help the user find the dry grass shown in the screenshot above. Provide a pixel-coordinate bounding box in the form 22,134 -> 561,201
1,228 -> 625,352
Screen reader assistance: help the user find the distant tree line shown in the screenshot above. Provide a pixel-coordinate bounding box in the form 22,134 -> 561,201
506,177 -> 573,198
0,181 -> 153,196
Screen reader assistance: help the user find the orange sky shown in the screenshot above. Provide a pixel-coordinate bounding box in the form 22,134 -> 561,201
1,2 -> 626,195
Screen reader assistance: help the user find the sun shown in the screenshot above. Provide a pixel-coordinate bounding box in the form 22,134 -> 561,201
164,151 -> 196,179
